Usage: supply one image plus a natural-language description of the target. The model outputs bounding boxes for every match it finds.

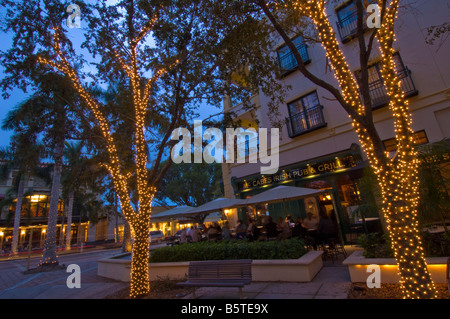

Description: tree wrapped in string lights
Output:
[37,23,165,297]
[255,0,437,298]
[0,0,274,297]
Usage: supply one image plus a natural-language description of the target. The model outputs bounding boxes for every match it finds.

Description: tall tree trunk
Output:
[65,190,74,250]
[129,218,150,298]
[40,141,64,266]
[11,174,25,255]
[59,201,65,247]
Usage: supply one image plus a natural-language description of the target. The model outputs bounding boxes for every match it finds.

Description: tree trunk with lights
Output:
[65,190,74,251]
[258,0,437,298]
[40,139,64,266]
[128,216,151,298]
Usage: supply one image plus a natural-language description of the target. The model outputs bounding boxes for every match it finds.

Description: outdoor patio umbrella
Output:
[150,205,195,221]
[185,197,247,216]
[239,185,328,206]
[229,185,330,217]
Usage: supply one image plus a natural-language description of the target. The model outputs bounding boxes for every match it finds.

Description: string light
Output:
[37,21,169,298]
[287,0,437,298]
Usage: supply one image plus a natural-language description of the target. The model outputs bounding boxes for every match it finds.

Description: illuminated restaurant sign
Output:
[236,154,357,191]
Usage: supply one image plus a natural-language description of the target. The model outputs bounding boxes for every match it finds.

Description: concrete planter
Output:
[98,250,324,283]
[343,250,449,283]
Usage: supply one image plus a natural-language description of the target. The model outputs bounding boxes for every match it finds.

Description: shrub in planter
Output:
[149,238,307,263]
[357,233,394,258]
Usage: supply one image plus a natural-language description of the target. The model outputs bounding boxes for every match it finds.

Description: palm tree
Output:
[61,141,86,250]
[0,136,43,255]
[2,72,82,267]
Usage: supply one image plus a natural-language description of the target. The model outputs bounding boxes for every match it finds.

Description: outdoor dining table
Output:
[423,226,446,234]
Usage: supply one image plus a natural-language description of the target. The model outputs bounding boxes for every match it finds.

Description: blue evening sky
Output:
[0,4,222,148]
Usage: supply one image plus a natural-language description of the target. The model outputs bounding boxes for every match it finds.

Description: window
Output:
[356,53,418,109]
[277,36,310,73]
[383,130,429,152]
[336,0,376,42]
[286,91,326,137]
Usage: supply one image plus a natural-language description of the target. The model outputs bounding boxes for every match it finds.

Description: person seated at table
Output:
[188,226,201,243]
[302,212,319,230]
[235,219,247,239]
[277,216,291,240]
[208,222,221,241]
[246,219,260,241]
[264,216,279,239]
[221,221,232,240]
[180,228,187,244]
[292,217,306,238]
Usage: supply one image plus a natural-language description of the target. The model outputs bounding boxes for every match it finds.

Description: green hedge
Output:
[149,238,307,263]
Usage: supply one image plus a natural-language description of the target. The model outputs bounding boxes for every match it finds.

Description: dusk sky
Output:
[0,5,221,149]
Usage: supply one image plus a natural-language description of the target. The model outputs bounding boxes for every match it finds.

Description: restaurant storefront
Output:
[231,144,383,244]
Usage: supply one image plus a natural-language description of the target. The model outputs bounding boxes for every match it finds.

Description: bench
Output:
[176,259,252,298]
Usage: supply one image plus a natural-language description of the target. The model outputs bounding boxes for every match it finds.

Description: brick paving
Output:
[0,246,361,299]
[0,248,128,299]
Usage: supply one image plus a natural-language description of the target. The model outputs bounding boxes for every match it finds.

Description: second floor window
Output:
[277,36,310,74]
[356,52,418,109]
[286,91,326,137]
[336,0,376,42]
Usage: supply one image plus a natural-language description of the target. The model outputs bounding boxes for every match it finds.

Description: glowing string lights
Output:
[37,20,170,298]
[286,0,437,298]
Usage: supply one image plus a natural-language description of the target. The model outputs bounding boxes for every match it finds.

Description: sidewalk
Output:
[181,255,354,300]
[0,246,360,299]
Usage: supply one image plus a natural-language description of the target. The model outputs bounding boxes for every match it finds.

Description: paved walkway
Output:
[0,246,361,299]
[182,257,353,300]
[0,249,129,299]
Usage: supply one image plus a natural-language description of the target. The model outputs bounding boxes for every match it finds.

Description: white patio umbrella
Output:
[239,185,328,206]
[150,206,195,221]
[185,197,247,216]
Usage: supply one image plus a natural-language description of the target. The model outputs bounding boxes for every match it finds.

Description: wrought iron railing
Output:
[336,11,360,42]
[286,105,327,137]
[368,67,418,109]
[278,43,310,74]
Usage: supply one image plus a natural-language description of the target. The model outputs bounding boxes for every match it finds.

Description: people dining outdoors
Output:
[277,216,291,240]
[292,217,306,238]
[235,219,247,239]
[264,216,279,239]
[207,222,222,241]
[246,219,260,241]
[302,212,319,231]
[187,225,201,242]
[221,221,232,240]
[317,209,339,245]
[180,228,187,243]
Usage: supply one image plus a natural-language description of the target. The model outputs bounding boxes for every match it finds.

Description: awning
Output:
[185,197,247,216]
[237,185,328,206]
[151,206,194,221]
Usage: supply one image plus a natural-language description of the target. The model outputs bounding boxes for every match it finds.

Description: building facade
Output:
[221,0,450,242]
[0,166,122,253]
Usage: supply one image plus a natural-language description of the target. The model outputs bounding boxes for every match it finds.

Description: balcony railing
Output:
[336,7,375,43]
[278,43,311,75]
[367,68,418,109]
[286,105,327,138]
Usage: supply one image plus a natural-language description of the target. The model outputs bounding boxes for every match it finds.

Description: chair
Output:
[321,237,347,263]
